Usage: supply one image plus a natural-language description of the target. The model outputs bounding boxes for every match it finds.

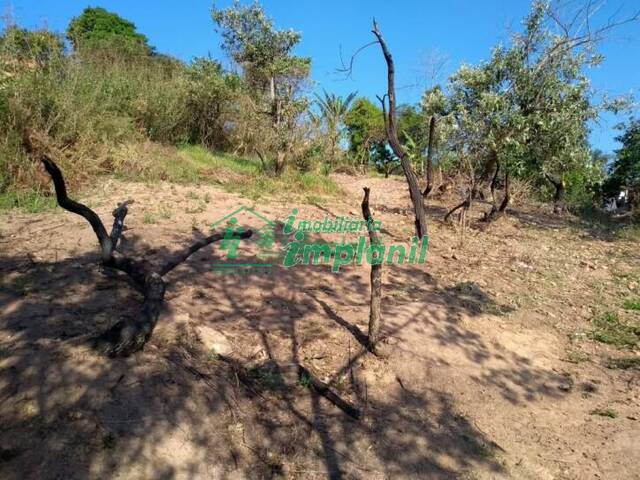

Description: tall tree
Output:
[212,1,310,175]
[344,97,394,174]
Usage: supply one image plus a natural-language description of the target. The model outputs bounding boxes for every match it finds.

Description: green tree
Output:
[67,7,152,57]
[212,1,310,174]
[439,0,621,218]
[185,57,241,149]
[312,90,356,168]
[605,120,640,208]
[397,105,427,172]
[344,97,392,173]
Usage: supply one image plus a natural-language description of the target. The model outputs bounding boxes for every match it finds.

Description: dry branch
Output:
[361,187,382,350]
[41,156,253,356]
[422,115,436,198]
[371,19,428,239]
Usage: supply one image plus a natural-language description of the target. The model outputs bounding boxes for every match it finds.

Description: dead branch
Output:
[41,156,253,356]
[298,365,361,420]
[422,115,436,197]
[361,187,382,351]
[371,19,428,239]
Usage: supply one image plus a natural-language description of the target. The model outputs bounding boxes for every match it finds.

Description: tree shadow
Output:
[0,213,573,478]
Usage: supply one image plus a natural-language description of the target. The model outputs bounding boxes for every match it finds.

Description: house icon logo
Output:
[209,206,278,274]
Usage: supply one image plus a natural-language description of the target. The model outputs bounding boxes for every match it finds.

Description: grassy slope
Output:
[0,144,340,212]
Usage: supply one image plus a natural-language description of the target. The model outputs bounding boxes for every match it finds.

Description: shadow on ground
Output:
[0,217,571,479]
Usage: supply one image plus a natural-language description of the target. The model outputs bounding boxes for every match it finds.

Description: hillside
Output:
[1,171,638,479]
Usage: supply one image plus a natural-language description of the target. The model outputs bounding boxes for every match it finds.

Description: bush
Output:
[0,30,240,196]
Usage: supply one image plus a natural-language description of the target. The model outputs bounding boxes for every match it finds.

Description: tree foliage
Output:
[605,120,640,203]
[312,90,357,166]
[344,97,395,174]
[212,1,311,174]
[67,7,152,57]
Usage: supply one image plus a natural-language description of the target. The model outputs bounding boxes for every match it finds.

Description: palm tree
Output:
[313,90,357,168]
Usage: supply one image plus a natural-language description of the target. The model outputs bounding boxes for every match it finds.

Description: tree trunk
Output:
[372,21,428,239]
[483,168,510,223]
[545,173,565,214]
[275,150,286,176]
[361,187,382,350]
[423,115,436,197]
[498,169,510,212]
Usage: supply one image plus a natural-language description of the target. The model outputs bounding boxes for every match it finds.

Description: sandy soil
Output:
[0,174,639,479]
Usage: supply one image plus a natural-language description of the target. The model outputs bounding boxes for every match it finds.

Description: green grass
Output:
[177,145,340,201]
[606,356,640,370]
[590,408,618,418]
[591,312,640,349]
[1,144,340,213]
[623,298,640,311]
[0,189,58,213]
[564,350,589,364]
[616,224,640,242]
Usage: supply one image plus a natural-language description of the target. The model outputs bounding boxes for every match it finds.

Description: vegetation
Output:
[604,119,640,209]
[590,408,619,418]
[591,312,639,349]
[0,1,638,221]
[1,3,640,477]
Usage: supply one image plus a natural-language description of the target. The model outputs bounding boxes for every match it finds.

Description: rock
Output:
[515,261,534,271]
[196,325,233,356]
[629,282,638,291]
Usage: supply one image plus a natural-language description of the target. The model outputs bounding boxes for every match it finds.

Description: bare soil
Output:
[1,174,638,479]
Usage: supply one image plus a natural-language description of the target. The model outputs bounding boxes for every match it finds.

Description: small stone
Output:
[196,325,233,356]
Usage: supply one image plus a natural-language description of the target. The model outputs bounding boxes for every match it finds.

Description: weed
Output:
[297,371,312,389]
[158,204,172,219]
[623,298,640,311]
[143,212,157,224]
[564,350,589,364]
[186,202,206,214]
[606,356,640,370]
[0,189,57,213]
[616,225,640,242]
[590,408,618,418]
[591,312,639,348]
[10,276,32,297]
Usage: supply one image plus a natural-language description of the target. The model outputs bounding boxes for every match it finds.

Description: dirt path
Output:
[1,175,638,479]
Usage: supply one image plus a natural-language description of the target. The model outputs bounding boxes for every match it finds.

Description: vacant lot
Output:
[1,173,639,479]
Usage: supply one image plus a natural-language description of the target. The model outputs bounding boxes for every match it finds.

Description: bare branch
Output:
[335,40,378,79]
[41,156,112,261]
[159,230,253,277]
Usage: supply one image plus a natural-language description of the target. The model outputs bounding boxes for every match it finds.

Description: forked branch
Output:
[42,157,253,356]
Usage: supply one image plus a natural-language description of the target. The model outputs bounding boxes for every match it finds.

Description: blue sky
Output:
[4,0,639,153]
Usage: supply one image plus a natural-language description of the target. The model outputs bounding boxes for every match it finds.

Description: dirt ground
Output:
[1,173,639,480]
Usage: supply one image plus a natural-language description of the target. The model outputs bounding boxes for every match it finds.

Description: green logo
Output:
[210,206,429,274]
[210,206,276,274]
